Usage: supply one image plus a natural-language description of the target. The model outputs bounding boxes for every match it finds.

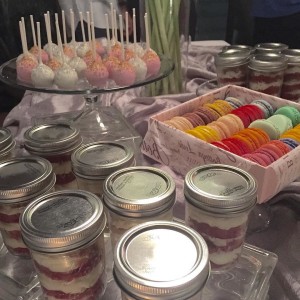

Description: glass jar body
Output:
[185,201,251,271]
[75,176,104,197]
[108,208,174,250]
[0,187,55,258]
[216,62,248,87]
[30,232,106,300]
[248,68,285,97]
[281,63,300,101]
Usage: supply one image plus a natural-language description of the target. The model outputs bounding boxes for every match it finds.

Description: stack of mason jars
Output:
[0,122,259,299]
[215,42,300,102]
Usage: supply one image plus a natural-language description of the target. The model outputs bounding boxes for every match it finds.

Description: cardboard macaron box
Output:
[142,84,300,204]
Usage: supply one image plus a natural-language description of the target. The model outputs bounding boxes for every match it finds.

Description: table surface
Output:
[2,40,300,300]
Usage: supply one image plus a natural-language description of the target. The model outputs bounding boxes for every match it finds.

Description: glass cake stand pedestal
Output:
[0,56,174,162]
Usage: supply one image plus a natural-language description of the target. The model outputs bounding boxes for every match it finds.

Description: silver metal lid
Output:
[24,123,82,155]
[114,221,210,300]
[255,42,288,54]
[215,49,250,67]
[20,190,106,252]
[282,49,300,64]
[0,156,55,203]
[184,164,257,214]
[103,166,176,217]
[249,53,288,71]
[71,142,135,179]
[0,127,15,156]
[222,44,254,53]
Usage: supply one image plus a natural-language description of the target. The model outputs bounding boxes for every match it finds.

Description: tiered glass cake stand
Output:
[0,55,174,148]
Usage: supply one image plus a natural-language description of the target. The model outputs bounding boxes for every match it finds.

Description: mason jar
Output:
[281,49,300,102]
[254,42,288,54]
[0,156,55,257]
[222,44,254,54]
[103,166,176,249]
[71,142,135,197]
[215,48,251,87]
[24,123,82,191]
[248,53,288,96]
[0,127,16,162]
[184,164,257,271]
[114,221,210,300]
[20,190,107,300]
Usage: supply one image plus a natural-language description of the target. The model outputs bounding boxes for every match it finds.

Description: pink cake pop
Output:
[31,22,54,87]
[111,14,136,86]
[16,20,38,84]
[142,13,161,76]
[29,15,49,63]
[85,21,108,87]
[90,2,105,56]
[44,14,62,72]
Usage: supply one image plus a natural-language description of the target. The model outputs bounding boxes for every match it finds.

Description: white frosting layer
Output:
[0,221,20,231]
[186,204,248,229]
[39,262,104,293]
[249,81,282,91]
[0,204,25,215]
[2,233,26,249]
[210,246,242,265]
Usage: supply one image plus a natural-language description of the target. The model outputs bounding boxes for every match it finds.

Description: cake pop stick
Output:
[91,21,97,60]
[133,9,137,46]
[114,9,118,43]
[87,12,92,49]
[76,11,90,58]
[19,21,26,55]
[110,3,115,42]
[119,14,125,61]
[44,13,53,59]
[36,22,42,64]
[62,10,67,45]
[80,12,86,43]
[30,15,37,47]
[70,9,76,47]
[144,13,150,51]
[125,11,129,46]
[21,17,29,53]
[105,13,111,53]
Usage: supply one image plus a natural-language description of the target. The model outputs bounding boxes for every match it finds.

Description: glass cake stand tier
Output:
[0,55,174,143]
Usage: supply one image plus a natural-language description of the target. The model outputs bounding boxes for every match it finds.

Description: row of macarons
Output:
[164,97,275,133]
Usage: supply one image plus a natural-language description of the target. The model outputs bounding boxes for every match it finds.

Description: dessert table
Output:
[2,40,300,300]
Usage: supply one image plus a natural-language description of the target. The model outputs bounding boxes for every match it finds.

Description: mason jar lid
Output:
[114,221,210,300]
[0,127,15,155]
[71,142,135,179]
[255,42,288,54]
[103,166,176,217]
[24,123,82,155]
[215,49,250,67]
[249,53,288,71]
[0,156,56,203]
[222,44,254,54]
[282,49,300,64]
[20,190,106,253]
[184,164,257,214]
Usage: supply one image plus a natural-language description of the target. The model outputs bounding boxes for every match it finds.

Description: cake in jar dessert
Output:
[281,49,300,101]
[184,164,257,270]
[0,156,55,257]
[0,127,16,162]
[248,53,288,97]
[23,123,82,191]
[20,190,107,300]
[215,49,250,87]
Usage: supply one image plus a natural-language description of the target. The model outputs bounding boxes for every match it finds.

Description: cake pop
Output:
[31,22,54,87]
[76,12,90,58]
[111,15,136,86]
[29,15,48,63]
[85,21,108,87]
[126,9,145,57]
[61,10,76,60]
[44,14,62,72]
[90,2,105,56]
[54,19,78,89]
[142,13,160,76]
[43,12,60,57]
[16,20,38,84]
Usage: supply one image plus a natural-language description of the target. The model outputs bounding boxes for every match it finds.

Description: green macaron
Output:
[274,106,300,127]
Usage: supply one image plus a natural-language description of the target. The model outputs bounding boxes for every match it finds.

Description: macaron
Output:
[242,153,270,167]
[252,99,275,118]
[280,138,299,149]
[268,114,293,134]
[217,114,241,136]
[249,119,281,140]
[225,96,245,108]
[274,106,300,127]
[213,100,234,114]
[231,108,252,128]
